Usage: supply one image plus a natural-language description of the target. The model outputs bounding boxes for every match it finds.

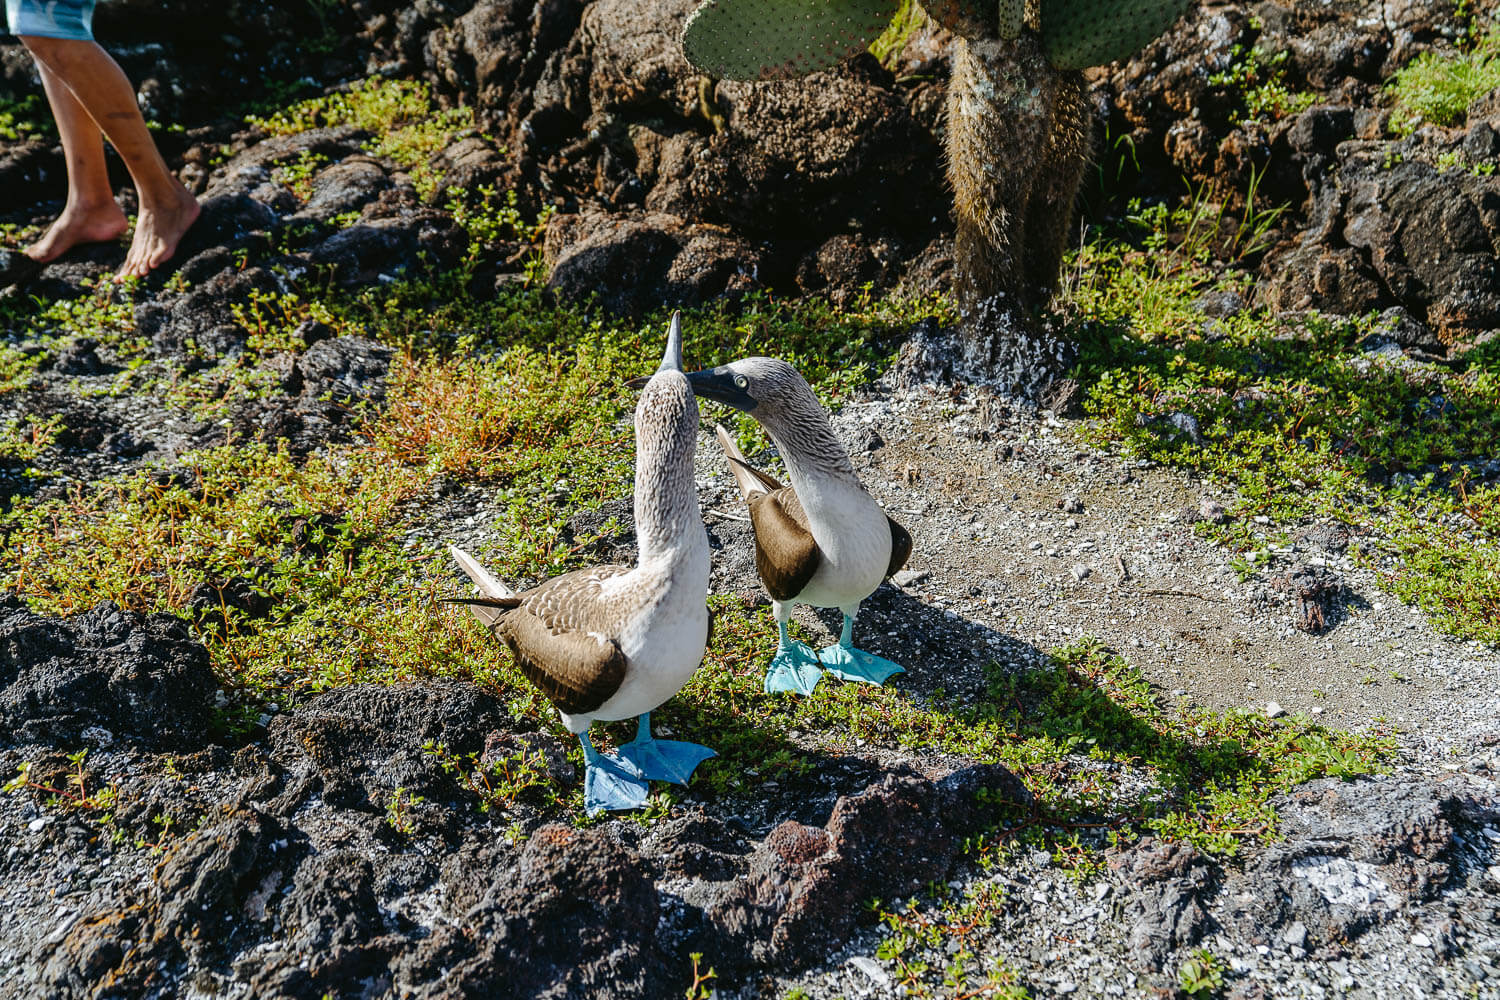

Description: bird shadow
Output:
[796,586,1258,821]
[804,583,1039,705]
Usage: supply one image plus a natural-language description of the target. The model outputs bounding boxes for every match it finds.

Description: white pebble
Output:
[848,956,889,985]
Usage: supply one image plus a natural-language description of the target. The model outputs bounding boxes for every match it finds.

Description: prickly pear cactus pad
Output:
[682,0,902,80]
[1039,0,1191,70]
[996,0,1025,38]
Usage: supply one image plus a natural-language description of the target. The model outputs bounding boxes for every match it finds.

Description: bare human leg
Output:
[20,35,199,278]
[22,57,127,263]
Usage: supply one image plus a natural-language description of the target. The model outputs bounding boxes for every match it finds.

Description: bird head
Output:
[681,356,852,474]
[680,356,819,421]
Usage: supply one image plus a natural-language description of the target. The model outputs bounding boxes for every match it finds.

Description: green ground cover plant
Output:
[872,880,1031,998]
[0,414,62,465]
[4,751,119,825]
[1208,44,1316,123]
[0,91,50,141]
[1435,148,1498,176]
[1386,24,1500,134]
[0,273,934,727]
[247,76,484,198]
[1178,948,1227,996]
[273,149,331,201]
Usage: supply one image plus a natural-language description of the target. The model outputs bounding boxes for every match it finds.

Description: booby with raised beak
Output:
[448,313,714,813]
[634,356,911,696]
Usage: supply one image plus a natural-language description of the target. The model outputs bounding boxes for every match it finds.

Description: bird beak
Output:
[624,311,684,389]
[684,367,757,413]
[658,311,684,373]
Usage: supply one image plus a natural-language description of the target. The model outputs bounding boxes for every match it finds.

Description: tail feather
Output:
[448,545,515,628]
[449,544,514,598]
[715,423,781,501]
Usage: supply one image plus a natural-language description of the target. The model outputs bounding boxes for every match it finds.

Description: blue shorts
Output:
[5,0,96,40]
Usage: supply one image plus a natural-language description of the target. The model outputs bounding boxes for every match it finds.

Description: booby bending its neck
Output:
[449,314,714,812]
[679,356,911,696]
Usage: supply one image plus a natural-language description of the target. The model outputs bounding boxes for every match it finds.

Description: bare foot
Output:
[117,185,200,279]
[25,202,129,264]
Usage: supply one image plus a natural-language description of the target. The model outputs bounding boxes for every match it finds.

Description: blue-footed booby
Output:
[448,313,714,813]
[678,357,912,696]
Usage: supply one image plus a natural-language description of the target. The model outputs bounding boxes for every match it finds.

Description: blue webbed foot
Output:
[818,643,905,685]
[619,732,717,785]
[765,639,823,696]
[582,752,648,815]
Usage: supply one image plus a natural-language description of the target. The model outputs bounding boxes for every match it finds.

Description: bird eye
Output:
[734,375,748,390]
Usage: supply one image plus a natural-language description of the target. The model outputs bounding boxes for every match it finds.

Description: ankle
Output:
[63,197,123,216]
[137,180,195,214]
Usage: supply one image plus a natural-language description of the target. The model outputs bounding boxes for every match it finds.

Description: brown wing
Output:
[747,486,821,603]
[495,566,631,716]
[886,516,913,578]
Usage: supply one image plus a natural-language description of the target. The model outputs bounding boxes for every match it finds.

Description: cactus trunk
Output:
[945,34,1091,391]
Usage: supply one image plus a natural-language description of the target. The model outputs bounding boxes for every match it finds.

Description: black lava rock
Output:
[0,594,218,749]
